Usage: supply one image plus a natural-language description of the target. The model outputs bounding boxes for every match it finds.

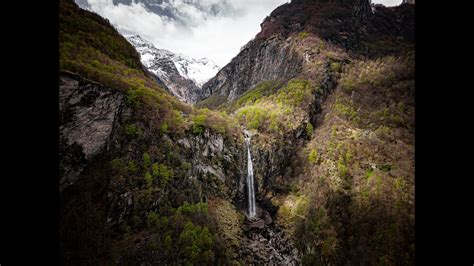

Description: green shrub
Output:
[125,124,140,138]
[299,31,310,39]
[308,149,318,164]
[147,211,159,227]
[229,80,282,110]
[127,160,137,174]
[152,163,173,186]
[144,171,154,187]
[110,158,126,175]
[161,122,170,133]
[125,88,144,107]
[394,177,405,190]
[330,62,342,73]
[179,221,215,264]
[142,152,151,169]
[192,114,206,135]
[231,79,314,134]
[337,160,348,177]
[276,79,313,107]
[319,41,325,51]
[342,79,355,93]
[164,235,173,250]
[158,109,188,135]
[306,122,314,137]
[236,105,267,129]
[334,97,358,120]
[177,201,209,216]
[345,150,353,163]
[360,188,370,199]
[364,168,374,180]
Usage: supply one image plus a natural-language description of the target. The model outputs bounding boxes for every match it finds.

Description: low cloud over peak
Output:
[76,0,402,67]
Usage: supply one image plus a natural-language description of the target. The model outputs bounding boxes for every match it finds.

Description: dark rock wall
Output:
[201,36,304,104]
[59,72,131,264]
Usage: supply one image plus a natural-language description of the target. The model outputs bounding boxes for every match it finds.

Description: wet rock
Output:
[249,219,265,229]
[262,210,273,225]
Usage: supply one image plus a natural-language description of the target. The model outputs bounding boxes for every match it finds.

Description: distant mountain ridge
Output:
[127,35,220,103]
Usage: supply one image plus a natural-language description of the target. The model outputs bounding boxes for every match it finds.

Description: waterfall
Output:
[244,130,256,218]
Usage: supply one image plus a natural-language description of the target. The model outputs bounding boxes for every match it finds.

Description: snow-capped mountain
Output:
[172,56,220,88]
[126,35,220,103]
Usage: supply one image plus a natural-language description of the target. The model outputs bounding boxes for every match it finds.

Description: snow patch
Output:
[126,35,220,88]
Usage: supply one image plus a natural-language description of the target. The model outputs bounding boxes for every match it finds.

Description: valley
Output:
[59,0,415,264]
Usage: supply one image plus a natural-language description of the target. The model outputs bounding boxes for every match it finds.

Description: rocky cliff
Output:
[199,0,413,109]
[200,36,304,106]
[59,72,130,191]
[59,71,130,263]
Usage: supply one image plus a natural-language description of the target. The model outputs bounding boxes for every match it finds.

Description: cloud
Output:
[79,0,403,66]
[80,0,288,66]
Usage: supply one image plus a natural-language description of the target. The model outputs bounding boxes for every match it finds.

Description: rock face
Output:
[59,71,131,264]
[249,219,265,229]
[201,36,304,106]
[59,71,130,191]
[175,130,245,200]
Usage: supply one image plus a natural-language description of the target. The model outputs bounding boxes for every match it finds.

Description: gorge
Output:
[60,0,415,264]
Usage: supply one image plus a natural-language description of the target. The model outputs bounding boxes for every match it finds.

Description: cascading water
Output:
[244,130,256,218]
[240,130,300,264]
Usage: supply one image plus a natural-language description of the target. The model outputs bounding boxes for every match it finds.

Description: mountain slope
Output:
[195,0,415,264]
[126,35,219,103]
[198,0,414,109]
[60,0,247,264]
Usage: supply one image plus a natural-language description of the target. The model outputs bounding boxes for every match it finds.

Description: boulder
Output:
[249,219,265,229]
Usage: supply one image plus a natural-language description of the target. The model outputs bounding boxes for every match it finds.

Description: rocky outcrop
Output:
[176,130,245,200]
[201,36,304,105]
[59,71,130,191]
[149,55,203,104]
[240,222,300,265]
[59,71,131,264]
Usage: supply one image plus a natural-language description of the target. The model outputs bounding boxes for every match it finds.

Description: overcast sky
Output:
[80,0,402,67]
